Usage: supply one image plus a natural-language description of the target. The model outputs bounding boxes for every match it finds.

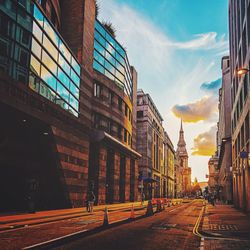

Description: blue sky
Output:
[99,0,229,182]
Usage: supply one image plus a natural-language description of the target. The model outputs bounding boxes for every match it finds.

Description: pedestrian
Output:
[87,191,95,213]
[210,194,215,206]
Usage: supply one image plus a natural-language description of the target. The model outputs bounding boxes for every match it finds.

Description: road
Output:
[53,200,203,250]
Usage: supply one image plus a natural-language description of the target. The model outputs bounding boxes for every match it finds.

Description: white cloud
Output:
[168,32,228,51]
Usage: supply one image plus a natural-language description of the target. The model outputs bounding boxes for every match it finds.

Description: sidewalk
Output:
[0,201,146,231]
[201,203,250,250]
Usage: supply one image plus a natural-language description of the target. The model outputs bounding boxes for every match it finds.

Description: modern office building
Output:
[0,0,140,212]
[176,120,191,195]
[136,89,165,199]
[229,0,250,211]
[217,56,233,204]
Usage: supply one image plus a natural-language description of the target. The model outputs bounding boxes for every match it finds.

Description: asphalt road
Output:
[53,200,204,250]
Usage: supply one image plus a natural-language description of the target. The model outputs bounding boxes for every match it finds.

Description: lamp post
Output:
[236,68,250,76]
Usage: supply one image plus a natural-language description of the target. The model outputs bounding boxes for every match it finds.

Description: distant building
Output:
[217,56,232,204]
[176,120,191,195]
[136,89,164,198]
[229,0,250,211]
[208,155,219,193]
[164,132,175,198]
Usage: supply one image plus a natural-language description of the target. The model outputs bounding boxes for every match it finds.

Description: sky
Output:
[98,0,229,182]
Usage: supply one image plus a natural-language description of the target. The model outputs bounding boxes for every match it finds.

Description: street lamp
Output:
[237,68,249,76]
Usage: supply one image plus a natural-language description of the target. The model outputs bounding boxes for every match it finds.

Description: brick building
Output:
[0,0,140,212]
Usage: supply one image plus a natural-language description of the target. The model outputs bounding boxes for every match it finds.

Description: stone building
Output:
[164,132,175,198]
[136,89,165,199]
[176,120,191,195]
[217,56,233,204]
[174,155,182,198]
[0,0,140,212]
[208,155,219,194]
[229,0,250,211]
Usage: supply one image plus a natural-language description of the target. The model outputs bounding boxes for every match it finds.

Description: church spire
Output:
[176,118,188,158]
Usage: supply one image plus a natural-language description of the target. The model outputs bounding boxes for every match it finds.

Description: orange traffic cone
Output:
[130,204,135,219]
[103,206,109,226]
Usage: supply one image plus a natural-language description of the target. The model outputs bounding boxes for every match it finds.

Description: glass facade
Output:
[93,20,133,100]
[0,0,81,117]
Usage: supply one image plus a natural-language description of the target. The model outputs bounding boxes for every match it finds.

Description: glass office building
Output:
[93,20,133,100]
[0,0,81,116]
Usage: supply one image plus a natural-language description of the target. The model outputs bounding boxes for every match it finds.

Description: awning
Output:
[92,130,142,158]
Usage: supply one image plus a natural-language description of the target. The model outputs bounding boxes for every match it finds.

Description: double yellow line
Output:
[193,203,205,238]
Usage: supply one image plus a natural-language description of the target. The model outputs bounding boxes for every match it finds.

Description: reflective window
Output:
[41,65,56,90]
[43,18,59,46]
[30,54,40,75]
[32,21,42,42]
[43,34,58,60]
[93,20,133,100]
[58,67,69,88]
[0,0,81,116]
[42,49,57,76]
[58,54,70,75]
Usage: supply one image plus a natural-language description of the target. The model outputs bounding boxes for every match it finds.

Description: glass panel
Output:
[105,51,116,66]
[94,50,105,66]
[43,35,58,61]
[105,60,115,74]
[39,81,56,102]
[42,50,57,76]
[71,56,80,75]
[94,41,105,56]
[94,31,106,47]
[95,21,105,37]
[70,69,80,87]
[69,94,79,110]
[32,20,42,42]
[70,81,79,98]
[17,4,33,31]
[58,54,70,75]
[30,54,40,75]
[115,70,124,82]
[106,42,115,57]
[18,0,34,14]
[43,18,59,46]
[93,60,104,74]
[57,81,69,102]
[59,40,71,62]
[33,4,43,24]
[55,94,68,110]
[31,37,41,58]
[105,69,114,81]
[14,45,29,67]
[29,71,39,92]
[115,52,125,66]
[57,67,69,88]
[41,65,56,90]
[16,26,31,48]
[0,0,17,20]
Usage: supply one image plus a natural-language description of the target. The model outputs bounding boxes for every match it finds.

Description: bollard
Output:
[130,204,135,219]
[103,206,109,226]
[146,200,154,216]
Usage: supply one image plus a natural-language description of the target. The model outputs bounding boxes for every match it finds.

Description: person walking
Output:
[87,191,95,213]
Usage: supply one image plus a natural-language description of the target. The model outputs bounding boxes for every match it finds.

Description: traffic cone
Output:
[146,200,154,216]
[130,204,135,219]
[103,206,109,226]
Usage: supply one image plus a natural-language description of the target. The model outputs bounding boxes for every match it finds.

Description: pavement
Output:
[200,202,250,250]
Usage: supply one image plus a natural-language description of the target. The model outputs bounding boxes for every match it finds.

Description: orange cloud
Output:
[192,125,217,156]
[172,96,218,123]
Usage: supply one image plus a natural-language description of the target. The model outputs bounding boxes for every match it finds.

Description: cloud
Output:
[172,96,218,123]
[192,125,217,156]
[200,78,222,93]
[168,32,228,51]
